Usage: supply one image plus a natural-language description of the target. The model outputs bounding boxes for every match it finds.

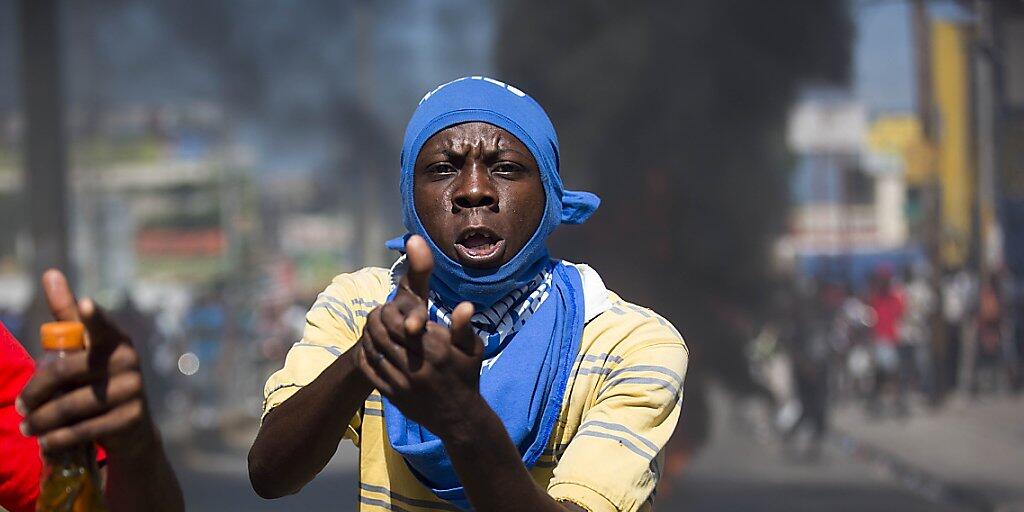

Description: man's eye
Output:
[427,163,457,176]
[492,163,521,176]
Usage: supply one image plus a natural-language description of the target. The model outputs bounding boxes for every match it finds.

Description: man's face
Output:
[413,122,545,269]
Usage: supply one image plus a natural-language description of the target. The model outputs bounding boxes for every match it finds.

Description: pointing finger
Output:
[402,235,433,301]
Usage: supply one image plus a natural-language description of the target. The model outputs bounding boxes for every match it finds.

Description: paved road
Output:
[648,388,962,512]
[833,393,1024,511]
[170,438,360,512]
[170,390,963,511]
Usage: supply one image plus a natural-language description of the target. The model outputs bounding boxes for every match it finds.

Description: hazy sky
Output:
[853,0,972,115]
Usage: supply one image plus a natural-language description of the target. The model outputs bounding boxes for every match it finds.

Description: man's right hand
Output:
[18,269,184,512]
[355,235,485,438]
[18,270,155,459]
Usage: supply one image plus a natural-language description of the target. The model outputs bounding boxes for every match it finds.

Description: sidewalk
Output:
[832,393,1024,512]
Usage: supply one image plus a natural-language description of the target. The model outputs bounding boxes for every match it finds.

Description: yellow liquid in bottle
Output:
[36,444,106,512]
[35,322,108,512]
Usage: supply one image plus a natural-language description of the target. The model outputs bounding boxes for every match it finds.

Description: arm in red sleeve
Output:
[0,322,42,512]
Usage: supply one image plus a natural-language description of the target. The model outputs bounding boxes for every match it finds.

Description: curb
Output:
[830,429,997,512]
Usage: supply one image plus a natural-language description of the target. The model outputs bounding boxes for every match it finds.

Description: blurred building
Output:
[784,2,1024,286]
[783,92,920,283]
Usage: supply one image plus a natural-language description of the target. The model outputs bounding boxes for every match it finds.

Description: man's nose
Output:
[452,163,496,210]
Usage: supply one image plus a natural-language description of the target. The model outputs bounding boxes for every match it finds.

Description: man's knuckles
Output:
[118,399,145,429]
[113,344,141,369]
[39,399,144,453]
[24,372,144,434]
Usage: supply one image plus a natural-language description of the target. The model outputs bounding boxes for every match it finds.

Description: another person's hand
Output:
[356,235,486,437]
[17,270,156,460]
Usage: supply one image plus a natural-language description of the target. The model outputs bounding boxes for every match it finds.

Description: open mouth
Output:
[455,226,505,264]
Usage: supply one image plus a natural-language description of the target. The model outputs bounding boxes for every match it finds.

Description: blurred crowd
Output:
[746,264,1024,458]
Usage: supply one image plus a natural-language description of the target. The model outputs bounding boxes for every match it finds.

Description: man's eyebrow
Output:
[495,147,530,159]
[420,148,463,161]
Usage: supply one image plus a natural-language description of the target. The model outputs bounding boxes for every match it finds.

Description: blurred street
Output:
[3,1,1024,511]
[833,394,1024,511]
[661,387,962,512]
[164,386,998,512]
[168,429,360,512]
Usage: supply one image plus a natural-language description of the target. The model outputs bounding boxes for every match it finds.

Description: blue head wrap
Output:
[382,77,596,510]
[385,76,600,308]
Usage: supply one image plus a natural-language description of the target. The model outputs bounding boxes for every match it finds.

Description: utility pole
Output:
[17,0,72,350]
[974,0,999,281]
[354,0,385,268]
[911,0,948,402]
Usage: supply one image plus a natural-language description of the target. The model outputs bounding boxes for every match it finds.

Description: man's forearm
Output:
[442,396,580,512]
[105,424,184,512]
[248,349,373,498]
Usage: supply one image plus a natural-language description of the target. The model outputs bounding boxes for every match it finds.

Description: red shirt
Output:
[0,322,42,512]
[870,290,905,346]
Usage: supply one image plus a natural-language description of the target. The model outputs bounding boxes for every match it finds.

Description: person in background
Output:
[943,267,975,391]
[973,272,1008,394]
[900,263,935,398]
[1,270,184,512]
[867,265,906,416]
[784,280,834,459]
[836,281,875,400]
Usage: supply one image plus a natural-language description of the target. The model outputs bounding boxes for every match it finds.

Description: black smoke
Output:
[495,0,851,447]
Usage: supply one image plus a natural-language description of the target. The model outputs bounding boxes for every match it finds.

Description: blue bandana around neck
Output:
[385,75,600,309]
[383,261,584,511]
[382,77,600,511]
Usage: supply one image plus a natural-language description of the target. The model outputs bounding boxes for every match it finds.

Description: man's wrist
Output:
[328,347,374,395]
[437,392,497,449]
[105,418,163,466]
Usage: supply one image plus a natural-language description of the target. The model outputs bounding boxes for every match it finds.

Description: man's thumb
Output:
[450,301,479,354]
[405,235,434,300]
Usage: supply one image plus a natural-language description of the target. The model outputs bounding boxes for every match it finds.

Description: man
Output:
[2,270,183,512]
[867,265,906,415]
[900,264,934,396]
[249,76,689,512]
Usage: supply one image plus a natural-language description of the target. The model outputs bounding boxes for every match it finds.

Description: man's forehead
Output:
[425,123,526,152]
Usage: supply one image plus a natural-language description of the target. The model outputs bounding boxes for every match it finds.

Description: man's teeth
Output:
[463,231,494,243]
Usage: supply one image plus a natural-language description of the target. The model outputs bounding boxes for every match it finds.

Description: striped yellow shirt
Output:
[263,265,688,512]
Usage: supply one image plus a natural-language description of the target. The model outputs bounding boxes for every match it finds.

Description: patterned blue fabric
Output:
[385,76,601,309]
[388,255,555,361]
[382,261,585,511]
[427,262,554,360]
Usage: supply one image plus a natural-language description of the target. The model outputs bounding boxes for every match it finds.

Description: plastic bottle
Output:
[36,321,108,512]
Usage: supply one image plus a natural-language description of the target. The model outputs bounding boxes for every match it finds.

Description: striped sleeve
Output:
[548,322,688,512]
[261,268,389,446]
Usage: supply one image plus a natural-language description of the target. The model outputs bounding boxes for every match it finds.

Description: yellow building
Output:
[932,20,975,267]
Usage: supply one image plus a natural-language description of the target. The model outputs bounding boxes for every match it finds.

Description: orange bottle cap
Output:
[40,321,86,351]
